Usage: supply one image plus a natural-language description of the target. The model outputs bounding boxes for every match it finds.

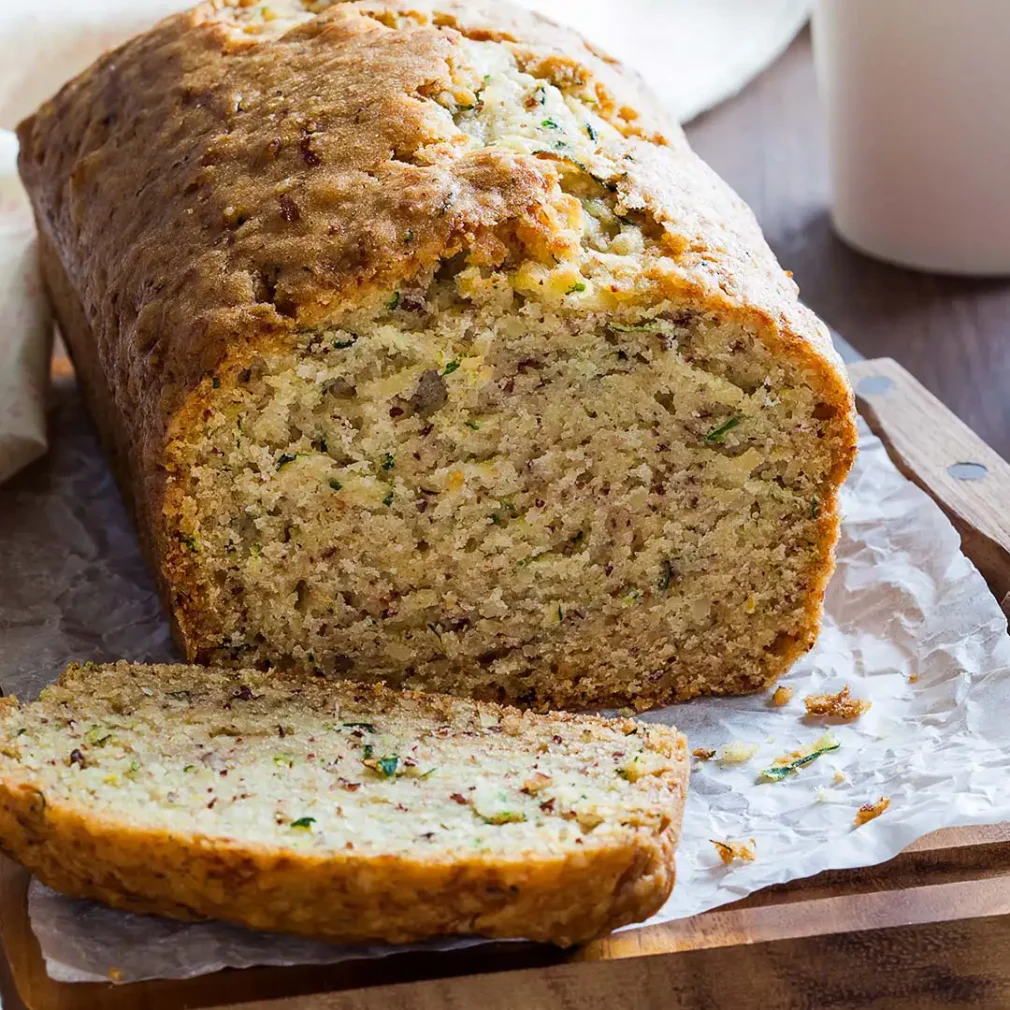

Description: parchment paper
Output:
[4,383,1009,982]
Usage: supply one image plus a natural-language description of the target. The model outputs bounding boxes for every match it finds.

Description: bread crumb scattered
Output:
[711,838,756,864]
[832,770,847,785]
[761,732,839,781]
[718,741,759,765]
[854,796,890,826]
[107,967,124,982]
[770,685,793,707]
[692,747,716,761]
[908,674,920,684]
[804,684,871,720]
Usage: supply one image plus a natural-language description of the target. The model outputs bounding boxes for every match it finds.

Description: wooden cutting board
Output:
[2,357,1009,1010]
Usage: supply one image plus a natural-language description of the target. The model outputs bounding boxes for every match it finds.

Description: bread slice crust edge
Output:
[0,664,688,946]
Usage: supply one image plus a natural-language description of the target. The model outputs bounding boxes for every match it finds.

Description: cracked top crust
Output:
[17,0,846,479]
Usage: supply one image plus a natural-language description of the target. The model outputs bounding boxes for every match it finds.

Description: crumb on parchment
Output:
[770,685,793,707]
[833,770,847,785]
[711,838,757,865]
[718,741,759,765]
[692,747,716,761]
[760,732,839,782]
[107,967,124,982]
[854,797,890,827]
[804,684,871,720]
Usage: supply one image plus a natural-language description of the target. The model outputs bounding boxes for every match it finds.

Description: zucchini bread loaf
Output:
[18,0,857,709]
[0,662,687,944]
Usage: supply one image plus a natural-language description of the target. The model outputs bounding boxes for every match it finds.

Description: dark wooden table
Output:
[687,29,1010,461]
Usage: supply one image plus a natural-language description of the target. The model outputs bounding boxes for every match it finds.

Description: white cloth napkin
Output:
[0,130,50,483]
[0,0,808,482]
[521,0,811,123]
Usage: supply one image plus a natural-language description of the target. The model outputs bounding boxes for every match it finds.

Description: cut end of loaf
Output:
[152,18,855,709]
[166,286,851,710]
[0,662,686,944]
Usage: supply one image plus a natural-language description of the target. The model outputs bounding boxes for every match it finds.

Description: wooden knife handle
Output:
[848,357,1010,615]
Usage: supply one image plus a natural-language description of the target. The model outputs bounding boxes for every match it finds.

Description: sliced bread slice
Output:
[0,662,688,946]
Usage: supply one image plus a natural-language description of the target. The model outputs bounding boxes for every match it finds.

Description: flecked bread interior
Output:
[162,10,857,708]
[0,662,688,945]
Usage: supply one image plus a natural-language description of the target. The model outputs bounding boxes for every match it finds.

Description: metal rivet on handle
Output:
[948,462,989,481]
[855,376,895,396]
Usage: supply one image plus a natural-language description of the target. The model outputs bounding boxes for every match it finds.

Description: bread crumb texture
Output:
[717,740,759,765]
[804,685,871,720]
[853,797,890,827]
[711,837,756,865]
[17,0,857,710]
[770,685,794,707]
[0,662,687,945]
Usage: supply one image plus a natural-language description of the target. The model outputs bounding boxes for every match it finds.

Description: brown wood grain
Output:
[227,915,1010,1010]
[849,358,1010,609]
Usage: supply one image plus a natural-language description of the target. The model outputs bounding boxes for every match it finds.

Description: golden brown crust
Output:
[17,0,853,465]
[36,230,194,648]
[0,664,688,945]
[853,797,890,827]
[20,0,857,696]
[0,787,676,944]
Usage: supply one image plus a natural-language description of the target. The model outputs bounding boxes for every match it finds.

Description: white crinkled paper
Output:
[8,405,1009,983]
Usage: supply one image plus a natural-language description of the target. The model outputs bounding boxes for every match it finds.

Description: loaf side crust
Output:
[0,786,677,945]
[36,231,191,648]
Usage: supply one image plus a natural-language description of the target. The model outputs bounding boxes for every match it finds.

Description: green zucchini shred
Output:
[703,416,743,444]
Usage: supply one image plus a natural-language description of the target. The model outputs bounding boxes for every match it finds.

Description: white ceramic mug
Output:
[812,0,1010,275]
